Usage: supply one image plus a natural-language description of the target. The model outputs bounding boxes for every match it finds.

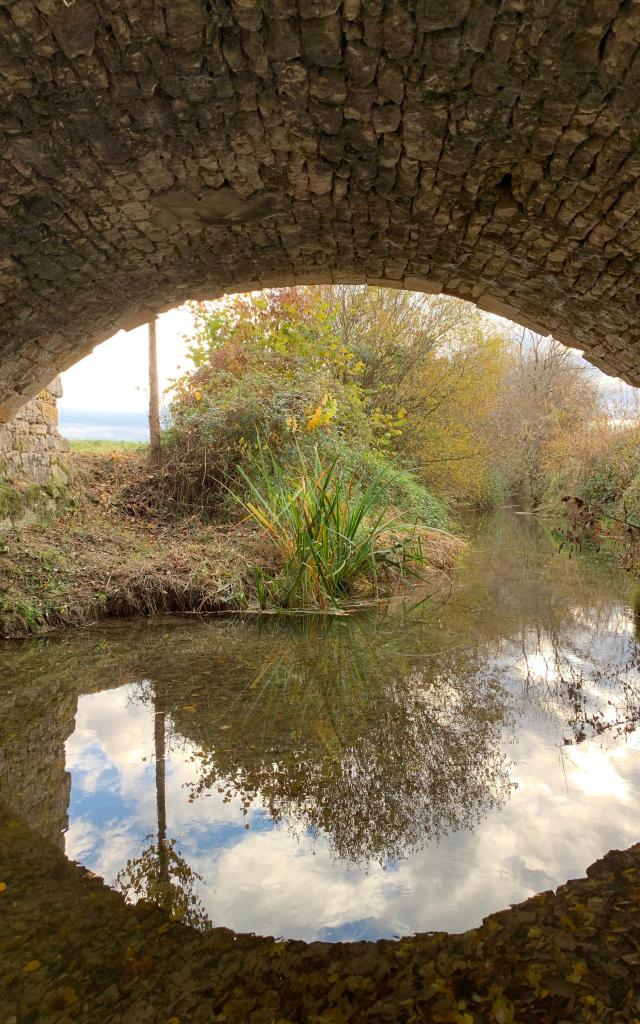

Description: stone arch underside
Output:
[3,0,640,419]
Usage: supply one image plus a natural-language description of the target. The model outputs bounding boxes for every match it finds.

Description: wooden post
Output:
[148,318,161,467]
[154,686,168,887]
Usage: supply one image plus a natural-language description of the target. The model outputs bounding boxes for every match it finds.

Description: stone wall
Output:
[0,671,74,849]
[3,2,640,419]
[0,376,68,488]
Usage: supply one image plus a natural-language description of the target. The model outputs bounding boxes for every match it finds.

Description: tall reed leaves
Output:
[235,443,426,609]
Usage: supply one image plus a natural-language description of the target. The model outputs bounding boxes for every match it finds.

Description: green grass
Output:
[69,440,147,454]
[235,443,428,610]
[0,479,23,519]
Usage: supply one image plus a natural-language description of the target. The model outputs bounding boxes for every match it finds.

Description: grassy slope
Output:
[68,440,147,454]
[0,452,460,638]
[0,453,261,637]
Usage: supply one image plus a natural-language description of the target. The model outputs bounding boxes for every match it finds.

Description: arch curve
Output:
[2,0,640,417]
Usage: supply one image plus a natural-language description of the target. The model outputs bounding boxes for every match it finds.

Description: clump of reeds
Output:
[235,443,437,609]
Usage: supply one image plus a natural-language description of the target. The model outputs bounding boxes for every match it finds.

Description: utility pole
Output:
[154,684,169,893]
[148,317,161,467]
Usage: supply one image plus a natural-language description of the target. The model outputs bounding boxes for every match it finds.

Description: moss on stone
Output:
[0,478,23,519]
[0,472,65,529]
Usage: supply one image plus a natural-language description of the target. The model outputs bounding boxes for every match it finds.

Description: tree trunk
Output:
[148,318,161,467]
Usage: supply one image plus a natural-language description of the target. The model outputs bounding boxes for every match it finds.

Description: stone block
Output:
[1,385,67,489]
[0,0,639,406]
[45,375,63,399]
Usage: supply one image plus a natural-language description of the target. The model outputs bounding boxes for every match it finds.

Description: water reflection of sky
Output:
[65,658,640,942]
[1,515,634,942]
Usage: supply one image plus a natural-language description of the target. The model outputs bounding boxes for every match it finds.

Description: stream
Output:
[1,512,639,942]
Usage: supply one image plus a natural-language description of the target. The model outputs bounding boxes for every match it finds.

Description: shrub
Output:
[152,342,446,530]
[123,290,448,547]
[153,343,363,513]
[234,443,434,609]
[548,424,640,522]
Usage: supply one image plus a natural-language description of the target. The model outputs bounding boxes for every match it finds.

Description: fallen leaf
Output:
[492,994,515,1024]
[41,987,78,1012]
[566,960,587,984]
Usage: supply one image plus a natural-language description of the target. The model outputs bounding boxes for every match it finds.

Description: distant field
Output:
[68,440,147,454]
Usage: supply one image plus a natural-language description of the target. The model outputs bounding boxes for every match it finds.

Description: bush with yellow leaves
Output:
[155,290,445,528]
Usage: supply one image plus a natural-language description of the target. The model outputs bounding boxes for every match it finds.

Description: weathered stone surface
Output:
[1,378,68,489]
[2,1,640,418]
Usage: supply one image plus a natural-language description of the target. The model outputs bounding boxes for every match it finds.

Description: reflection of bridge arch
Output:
[3,2,640,417]
[3,810,640,1021]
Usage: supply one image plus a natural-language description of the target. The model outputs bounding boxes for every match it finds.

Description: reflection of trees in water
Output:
[179,617,516,867]
[502,573,640,745]
[168,511,640,868]
[464,512,630,631]
[516,627,640,745]
[4,512,640,904]
[116,682,210,929]
[116,834,209,929]
[463,513,640,743]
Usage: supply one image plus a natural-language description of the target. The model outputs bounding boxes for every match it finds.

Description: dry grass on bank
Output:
[0,451,462,639]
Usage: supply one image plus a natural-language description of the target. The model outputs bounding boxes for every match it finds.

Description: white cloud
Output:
[61,679,640,942]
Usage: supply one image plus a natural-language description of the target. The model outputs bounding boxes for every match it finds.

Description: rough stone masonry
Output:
[3,0,640,419]
[0,375,68,485]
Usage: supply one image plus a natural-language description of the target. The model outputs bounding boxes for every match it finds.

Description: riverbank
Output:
[0,451,461,639]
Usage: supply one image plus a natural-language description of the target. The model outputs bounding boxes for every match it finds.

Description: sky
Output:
[58,298,636,441]
[58,306,197,440]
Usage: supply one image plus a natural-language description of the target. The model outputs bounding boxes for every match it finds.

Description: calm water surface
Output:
[2,513,640,941]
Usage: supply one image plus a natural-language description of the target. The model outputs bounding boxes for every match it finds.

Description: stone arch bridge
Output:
[2,0,640,419]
